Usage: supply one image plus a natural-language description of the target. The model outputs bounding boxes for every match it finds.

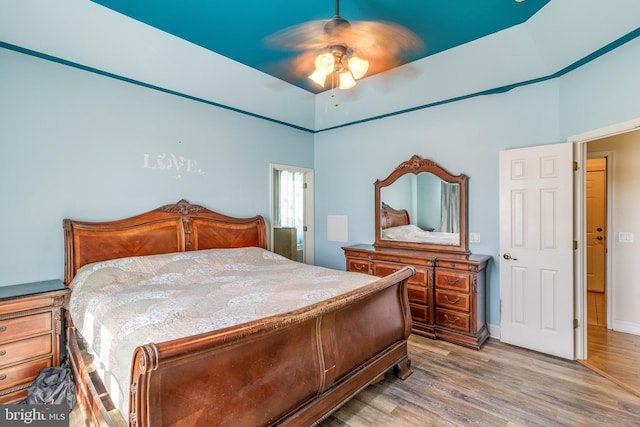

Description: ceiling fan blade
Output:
[345,21,424,59]
[264,20,332,51]
[263,2,425,88]
[266,19,423,54]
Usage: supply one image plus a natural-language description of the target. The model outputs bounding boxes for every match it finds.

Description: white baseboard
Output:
[487,323,500,339]
[610,319,640,336]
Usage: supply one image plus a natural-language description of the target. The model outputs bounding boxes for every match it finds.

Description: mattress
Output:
[68,247,378,417]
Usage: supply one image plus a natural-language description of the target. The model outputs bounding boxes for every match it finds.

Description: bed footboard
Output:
[129,266,415,427]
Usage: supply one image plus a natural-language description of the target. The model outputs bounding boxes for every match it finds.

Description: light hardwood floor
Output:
[71,335,640,426]
[580,325,640,398]
[321,335,640,426]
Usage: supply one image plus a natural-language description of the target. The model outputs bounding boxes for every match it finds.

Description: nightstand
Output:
[0,279,69,403]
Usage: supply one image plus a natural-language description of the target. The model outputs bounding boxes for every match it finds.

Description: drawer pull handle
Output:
[443,314,460,324]
[0,374,5,381]
[444,296,460,304]
[0,350,5,357]
[354,264,366,270]
[443,277,461,285]
[0,326,5,332]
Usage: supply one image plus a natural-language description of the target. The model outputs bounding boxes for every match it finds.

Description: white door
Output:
[586,158,607,294]
[499,143,574,359]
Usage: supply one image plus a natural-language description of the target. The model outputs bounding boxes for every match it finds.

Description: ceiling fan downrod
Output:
[324,0,350,37]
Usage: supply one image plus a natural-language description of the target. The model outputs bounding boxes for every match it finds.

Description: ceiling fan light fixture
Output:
[309,69,328,87]
[348,56,369,80]
[314,52,335,75]
[265,0,424,93]
[338,70,356,90]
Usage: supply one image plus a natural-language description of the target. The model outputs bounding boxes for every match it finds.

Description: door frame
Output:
[269,163,315,265]
[569,117,640,360]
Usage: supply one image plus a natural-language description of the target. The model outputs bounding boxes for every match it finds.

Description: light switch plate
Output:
[618,232,634,243]
[469,232,480,243]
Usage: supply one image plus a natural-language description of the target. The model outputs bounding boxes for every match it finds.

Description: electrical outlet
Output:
[469,232,480,243]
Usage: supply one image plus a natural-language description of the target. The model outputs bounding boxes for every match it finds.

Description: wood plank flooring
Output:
[580,325,640,398]
[321,335,640,426]
[70,334,640,426]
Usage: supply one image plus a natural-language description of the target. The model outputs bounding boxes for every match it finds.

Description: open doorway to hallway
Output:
[579,128,640,397]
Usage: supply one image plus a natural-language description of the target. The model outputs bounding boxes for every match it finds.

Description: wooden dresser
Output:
[0,280,69,403]
[344,244,490,349]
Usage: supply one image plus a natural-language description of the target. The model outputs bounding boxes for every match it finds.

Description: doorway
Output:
[572,122,640,397]
[269,164,314,264]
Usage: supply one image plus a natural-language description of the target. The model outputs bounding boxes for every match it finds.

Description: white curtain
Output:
[440,182,460,233]
[274,170,304,245]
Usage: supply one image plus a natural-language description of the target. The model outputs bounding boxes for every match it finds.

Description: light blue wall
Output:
[559,37,640,138]
[0,48,314,286]
[314,81,562,326]
[2,34,639,331]
[314,36,640,327]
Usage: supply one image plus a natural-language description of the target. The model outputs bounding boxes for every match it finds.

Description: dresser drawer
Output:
[0,334,52,367]
[372,253,434,267]
[343,248,371,259]
[437,260,476,271]
[347,259,370,274]
[435,308,471,332]
[373,263,429,286]
[435,290,470,312]
[0,357,51,391]
[0,312,52,344]
[435,271,470,292]
[409,303,428,323]
[408,284,428,304]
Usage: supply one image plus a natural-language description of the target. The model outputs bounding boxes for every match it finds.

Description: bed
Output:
[379,202,459,246]
[63,199,415,426]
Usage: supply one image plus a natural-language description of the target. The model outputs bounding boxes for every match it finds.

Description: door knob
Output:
[597,227,603,232]
[503,253,518,261]
[596,236,603,240]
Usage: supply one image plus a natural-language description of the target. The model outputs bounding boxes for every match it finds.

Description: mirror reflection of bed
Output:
[380,202,460,246]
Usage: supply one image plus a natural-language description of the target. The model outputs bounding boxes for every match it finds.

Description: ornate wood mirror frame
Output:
[374,155,469,255]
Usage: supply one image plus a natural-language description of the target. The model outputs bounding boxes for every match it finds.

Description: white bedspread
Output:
[68,247,377,418]
[381,224,459,245]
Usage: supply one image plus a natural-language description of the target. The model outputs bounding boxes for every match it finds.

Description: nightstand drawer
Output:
[0,357,51,390]
[0,312,52,344]
[0,334,52,367]
[435,290,470,312]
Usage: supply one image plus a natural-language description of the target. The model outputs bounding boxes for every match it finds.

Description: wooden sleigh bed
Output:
[63,199,415,426]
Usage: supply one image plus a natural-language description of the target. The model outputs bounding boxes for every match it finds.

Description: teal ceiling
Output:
[92,0,551,93]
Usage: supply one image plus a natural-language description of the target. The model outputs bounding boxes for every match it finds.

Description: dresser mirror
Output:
[374,154,469,255]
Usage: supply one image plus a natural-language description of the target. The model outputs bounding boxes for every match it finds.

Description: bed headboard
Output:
[63,199,267,284]
[380,202,411,230]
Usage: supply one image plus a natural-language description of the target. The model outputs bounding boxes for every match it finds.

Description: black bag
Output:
[26,361,76,411]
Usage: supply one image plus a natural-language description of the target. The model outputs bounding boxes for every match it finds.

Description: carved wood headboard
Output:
[63,199,267,284]
[380,202,411,229]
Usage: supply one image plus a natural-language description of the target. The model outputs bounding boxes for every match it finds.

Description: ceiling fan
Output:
[266,0,424,91]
